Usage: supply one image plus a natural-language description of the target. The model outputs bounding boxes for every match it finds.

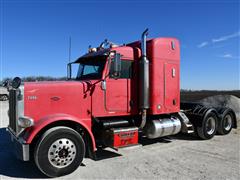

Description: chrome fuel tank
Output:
[144,117,181,139]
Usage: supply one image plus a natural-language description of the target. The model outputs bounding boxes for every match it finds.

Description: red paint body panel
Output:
[24,81,91,123]
[148,38,180,114]
[112,46,137,60]
[106,79,129,112]
[128,38,180,114]
[90,79,137,117]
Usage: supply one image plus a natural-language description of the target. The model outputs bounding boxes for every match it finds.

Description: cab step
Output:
[187,130,194,134]
[186,124,194,134]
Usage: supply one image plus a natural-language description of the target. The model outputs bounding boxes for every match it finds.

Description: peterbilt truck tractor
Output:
[5,29,237,177]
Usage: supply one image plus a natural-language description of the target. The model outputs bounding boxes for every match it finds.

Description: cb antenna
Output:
[68,36,72,63]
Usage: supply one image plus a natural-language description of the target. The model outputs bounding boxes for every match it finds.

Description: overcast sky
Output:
[0,0,239,90]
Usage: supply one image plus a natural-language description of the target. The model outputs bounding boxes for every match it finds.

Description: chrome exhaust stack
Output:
[139,29,150,128]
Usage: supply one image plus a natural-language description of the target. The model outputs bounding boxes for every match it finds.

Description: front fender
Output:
[23,113,96,151]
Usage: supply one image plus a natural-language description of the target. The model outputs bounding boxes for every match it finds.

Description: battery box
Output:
[103,127,138,149]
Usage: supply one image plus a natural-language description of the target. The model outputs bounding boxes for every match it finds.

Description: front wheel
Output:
[34,126,85,177]
[196,112,217,140]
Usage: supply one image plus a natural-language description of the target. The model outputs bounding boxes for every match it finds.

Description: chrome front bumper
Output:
[7,128,30,161]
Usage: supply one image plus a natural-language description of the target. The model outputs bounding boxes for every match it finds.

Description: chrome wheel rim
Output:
[206,117,216,135]
[223,114,232,131]
[48,138,76,168]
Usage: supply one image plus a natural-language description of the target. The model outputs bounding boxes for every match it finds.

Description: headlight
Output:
[18,116,34,128]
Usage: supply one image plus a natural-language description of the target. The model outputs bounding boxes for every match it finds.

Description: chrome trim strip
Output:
[22,144,30,161]
[16,85,24,133]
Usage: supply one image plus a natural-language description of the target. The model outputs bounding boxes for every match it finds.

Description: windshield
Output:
[76,58,106,80]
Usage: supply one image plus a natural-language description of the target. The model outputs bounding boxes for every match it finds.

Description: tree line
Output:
[1,76,67,84]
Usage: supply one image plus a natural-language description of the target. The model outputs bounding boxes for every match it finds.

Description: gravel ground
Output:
[0,101,239,180]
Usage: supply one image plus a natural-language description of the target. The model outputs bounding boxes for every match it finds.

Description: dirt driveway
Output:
[0,101,239,180]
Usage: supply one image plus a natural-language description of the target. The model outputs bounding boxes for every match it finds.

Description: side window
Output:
[110,60,133,79]
[83,65,101,76]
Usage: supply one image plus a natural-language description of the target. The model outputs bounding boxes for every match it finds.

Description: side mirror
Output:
[67,63,72,80]
[111,53,121,78]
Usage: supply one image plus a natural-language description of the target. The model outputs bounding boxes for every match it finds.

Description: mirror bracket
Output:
[101,80,106,90]
[67,63,72,80]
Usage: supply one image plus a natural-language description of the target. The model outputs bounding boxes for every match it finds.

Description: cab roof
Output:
[74,45,139,63]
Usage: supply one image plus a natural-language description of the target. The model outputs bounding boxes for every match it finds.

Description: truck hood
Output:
[24,80,93,122]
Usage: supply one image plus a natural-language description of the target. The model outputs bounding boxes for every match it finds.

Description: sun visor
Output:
[74,49,110,63]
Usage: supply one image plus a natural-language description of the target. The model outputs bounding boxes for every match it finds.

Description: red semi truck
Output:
[6,29,237,177]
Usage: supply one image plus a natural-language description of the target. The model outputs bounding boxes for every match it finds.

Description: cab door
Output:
[105,60,133,113]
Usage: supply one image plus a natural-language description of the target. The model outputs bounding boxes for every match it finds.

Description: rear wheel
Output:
[34,126,85,177]
[217,112,233,135]
[196,112,217,140]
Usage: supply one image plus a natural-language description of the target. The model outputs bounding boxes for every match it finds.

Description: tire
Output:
[217,112,233,135]
[34,126,85,177]
[196,112,217,140]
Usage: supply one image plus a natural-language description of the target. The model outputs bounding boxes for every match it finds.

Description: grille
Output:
[9,89,17,132]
